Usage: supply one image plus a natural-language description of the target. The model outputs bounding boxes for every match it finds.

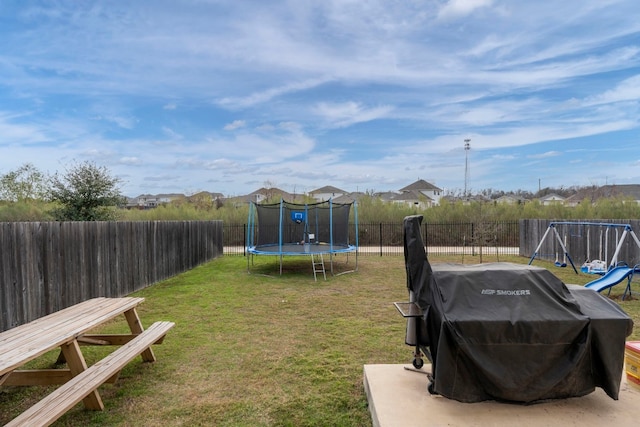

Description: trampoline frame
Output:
[246,198,359,277]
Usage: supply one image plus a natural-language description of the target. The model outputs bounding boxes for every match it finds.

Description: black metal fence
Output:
[223,221,520,256]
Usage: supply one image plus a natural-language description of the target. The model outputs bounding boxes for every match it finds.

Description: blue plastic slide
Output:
[584,265,633,298]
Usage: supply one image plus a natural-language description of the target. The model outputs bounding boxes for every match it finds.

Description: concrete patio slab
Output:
[363,364,640,427]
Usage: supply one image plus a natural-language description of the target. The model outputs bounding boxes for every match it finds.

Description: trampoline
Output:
[246,198,358,277]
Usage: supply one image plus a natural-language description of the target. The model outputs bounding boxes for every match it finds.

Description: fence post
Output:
[379,223,383,256]
[424,223,428,256]
[243,224,246,257]
[472,222,476,256]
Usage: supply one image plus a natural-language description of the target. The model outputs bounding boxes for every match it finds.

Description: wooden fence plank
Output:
[0,221,223,332]
[520,219,640,267]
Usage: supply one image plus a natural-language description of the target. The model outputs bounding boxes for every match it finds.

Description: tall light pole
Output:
[464,139,471,198]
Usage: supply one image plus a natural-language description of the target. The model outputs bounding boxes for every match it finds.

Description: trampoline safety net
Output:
[247,199,355,253]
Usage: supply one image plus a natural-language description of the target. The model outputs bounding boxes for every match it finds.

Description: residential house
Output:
[495,195,525,205]
[398,179,443,206]
[332,192,366,204]
[188,191,225,208]
[539,193,565,206]
[373,191,399,202]
[389,190,434,210]
[308,185,347,202]
[247,187,294,203]
[461,194,491,205]
[127,193,185,209]
[601,184,640,203]
[567,184,640,206]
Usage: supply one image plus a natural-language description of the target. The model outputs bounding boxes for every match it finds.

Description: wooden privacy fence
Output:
[0,221,223,332]
[520,219,640,267]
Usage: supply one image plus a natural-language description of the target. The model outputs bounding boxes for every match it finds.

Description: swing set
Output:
[528,221,640,275]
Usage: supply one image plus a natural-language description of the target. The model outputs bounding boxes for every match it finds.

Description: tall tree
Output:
[0,163,49,202]
[48,161,125,221]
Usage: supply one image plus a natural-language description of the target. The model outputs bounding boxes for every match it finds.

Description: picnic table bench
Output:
[0,297,174,427]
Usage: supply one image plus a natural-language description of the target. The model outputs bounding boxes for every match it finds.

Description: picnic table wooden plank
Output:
[5,321,175,427]
[0,298,109,343]
[0,297,145,377]
[60,338,104,410]
[124,303,156,362]
[0,297,144,346]
[0,298,139,350]
[1,297,174,425]
[1,369,73,386]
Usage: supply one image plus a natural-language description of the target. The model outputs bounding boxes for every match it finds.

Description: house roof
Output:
[539,193,565,201]
[565,184,640,203]
[598,184,640,200]
[188,191,224,199]
[465,194,491,202]
[374,191,399,202]
[390,190,433,202]
[332,192,366,203]
[248,187,292,197]
[134,193,186,200]
[309,185,347,194]
[399,179,442,192]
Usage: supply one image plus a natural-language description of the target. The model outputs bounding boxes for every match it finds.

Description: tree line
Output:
[2,162,640,223]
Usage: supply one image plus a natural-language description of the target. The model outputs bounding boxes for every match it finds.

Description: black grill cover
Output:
[403,215,633,403]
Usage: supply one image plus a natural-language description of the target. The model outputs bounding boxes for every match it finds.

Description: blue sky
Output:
[1,1,639,197]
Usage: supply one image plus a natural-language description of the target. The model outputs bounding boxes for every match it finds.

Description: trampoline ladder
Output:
[312,253,326,281]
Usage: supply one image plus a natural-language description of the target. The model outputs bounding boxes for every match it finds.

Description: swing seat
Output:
[582,260,607,275]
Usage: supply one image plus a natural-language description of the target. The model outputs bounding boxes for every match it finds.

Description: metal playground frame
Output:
[528,221,640,274]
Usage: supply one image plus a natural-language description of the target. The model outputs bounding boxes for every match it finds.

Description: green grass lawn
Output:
[1,254,638,426]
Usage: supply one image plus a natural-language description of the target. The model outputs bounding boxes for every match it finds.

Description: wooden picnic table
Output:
[0,297,174,427]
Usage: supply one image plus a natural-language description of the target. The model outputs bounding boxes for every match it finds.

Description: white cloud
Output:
[223,120,246,131]
[144,174,181,182]
[438,0,495,20]
[527,151,561,159]
[216,78,330,109]
[584,74,640,106]
[0,113,49,144]
[162,127,183,140]
[183,121,318,166]
[119,156,142,165]
[313,101,394,128]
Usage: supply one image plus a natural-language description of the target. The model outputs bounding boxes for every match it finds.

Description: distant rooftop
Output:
[399,179,442,192]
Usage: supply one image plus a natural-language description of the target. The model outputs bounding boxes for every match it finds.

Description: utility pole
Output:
[464,139,471,198]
